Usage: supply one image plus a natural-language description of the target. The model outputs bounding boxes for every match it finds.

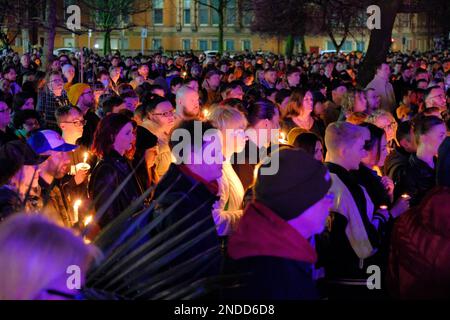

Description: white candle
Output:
[73,199,82,223]
[83,152,88,164]
[279,132,287,144]
[84,215,93,227]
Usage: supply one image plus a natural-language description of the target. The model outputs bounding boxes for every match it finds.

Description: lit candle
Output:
[401,193,411,200]
[83,152,88,164]
[202,109,210,118]
[379,205,388,210]
[84,215,93,227]
[278,131,287,144]
[73,199,82,224]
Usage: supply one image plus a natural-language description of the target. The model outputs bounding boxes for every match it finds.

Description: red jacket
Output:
[388,187,450,299]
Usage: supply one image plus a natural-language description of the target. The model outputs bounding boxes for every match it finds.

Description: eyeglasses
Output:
[61,119,86,127]
[151,110,175,117]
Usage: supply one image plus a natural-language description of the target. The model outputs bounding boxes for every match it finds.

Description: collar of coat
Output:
[228,201,317,264]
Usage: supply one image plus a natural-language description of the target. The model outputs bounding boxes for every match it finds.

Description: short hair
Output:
[3,65,16,75]
[117,83,134,96]
[325,121,369,153]
[412,115,445,144]
[220,81,242,99]
[176,85,196,104]
[208,104,247,131]
[291,132,323,158]
[120,90,138,100]
[170,76,184,89]
[102,96,124,114]
[396,120,413,142]
[12,109,41,130]
[45,71,62,84]
[219,98,247,115]
[264,67,276,74]
[96,70,109,79]
[142,95,170,115]
[286,66,300,78]
[169,120,217,162]
[12,92,34,112]
[55,106,83,124]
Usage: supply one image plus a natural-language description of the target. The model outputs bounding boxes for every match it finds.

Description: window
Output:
[225,39,235,51]
[152,38,162,50]
[211,39,219,50]
[242,39,251,51]
[110,39,120,50]
[153,0,164,25]
[184,0,191,25]
[326,40,352,51]
[226,0,236,25]
[182,39,191,50]
[211,0,219,25]
[198,39,208,51]
[94,39,104,49]
[356,41,365,52]
[199,2,209,25]
[63,38,74,47]
[242,10,252,26]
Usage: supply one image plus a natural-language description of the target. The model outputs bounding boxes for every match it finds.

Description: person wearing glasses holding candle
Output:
[36,71,70,131]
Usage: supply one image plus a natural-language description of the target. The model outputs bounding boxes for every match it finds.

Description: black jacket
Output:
[89,150,144,229]
[0,186,21,222]
[352,164,391,209]
[384,145,411,184]
[151,164,221,279]
[396,154,437,207]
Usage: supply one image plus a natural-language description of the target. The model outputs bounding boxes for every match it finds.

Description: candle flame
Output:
[83,152,88,164]
[279,131,287,144]
[401,193,410,199]
[202,109,210,118]
[379,205,388,210]
[73,199,82,209]
[84,215,93,227]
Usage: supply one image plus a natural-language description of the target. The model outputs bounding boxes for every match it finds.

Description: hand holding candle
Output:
[76,152,91,172]
[279,131,288,144]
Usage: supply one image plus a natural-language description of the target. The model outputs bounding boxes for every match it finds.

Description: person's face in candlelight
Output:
[113,122,135,156]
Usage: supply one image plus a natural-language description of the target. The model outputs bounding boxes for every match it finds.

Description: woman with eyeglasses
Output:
[208,104,248,236]
[367,109,398,154]
[0,214,100,299]
[139,94,176,179]
[89,113,144,229]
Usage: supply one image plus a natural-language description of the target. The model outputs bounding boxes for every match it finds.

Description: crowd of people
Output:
[0,47,449,300]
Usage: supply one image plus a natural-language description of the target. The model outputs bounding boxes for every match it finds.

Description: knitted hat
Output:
[68,83,91,106]
[254,148,332,221]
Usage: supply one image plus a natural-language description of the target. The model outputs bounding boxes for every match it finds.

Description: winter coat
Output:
[388,187,450,299]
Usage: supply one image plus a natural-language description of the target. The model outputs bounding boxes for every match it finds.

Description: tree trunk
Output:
[44,0,57,66]
[357,0,402,87]
[285,35,294,57]
[103,31,111,56]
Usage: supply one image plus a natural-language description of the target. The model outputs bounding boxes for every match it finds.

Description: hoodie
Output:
[226,201,319,300]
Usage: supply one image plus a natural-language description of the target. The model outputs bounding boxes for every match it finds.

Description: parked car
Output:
[53,47,78,56]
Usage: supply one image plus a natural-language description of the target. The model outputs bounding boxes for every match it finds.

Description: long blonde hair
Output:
[0,214,101,299]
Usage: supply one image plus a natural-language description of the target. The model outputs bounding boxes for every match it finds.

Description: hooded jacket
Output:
[227,201,319,300]
[388,187,450,299]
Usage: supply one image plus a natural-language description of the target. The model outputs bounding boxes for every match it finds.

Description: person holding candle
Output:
[317,122,391,299]
[89,113,144,229]
[396,115,446,207]
[27,130,78,227]
[387,137,450,299]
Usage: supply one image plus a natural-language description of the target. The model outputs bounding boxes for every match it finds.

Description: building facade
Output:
[9,1,443,55]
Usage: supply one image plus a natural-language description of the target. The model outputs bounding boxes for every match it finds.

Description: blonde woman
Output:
[0,214,100,300]
[339,89,368,121]
[367,109,398,154]
[208,105,248,236]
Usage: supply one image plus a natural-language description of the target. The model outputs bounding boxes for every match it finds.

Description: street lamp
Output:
[88,29,92,50]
